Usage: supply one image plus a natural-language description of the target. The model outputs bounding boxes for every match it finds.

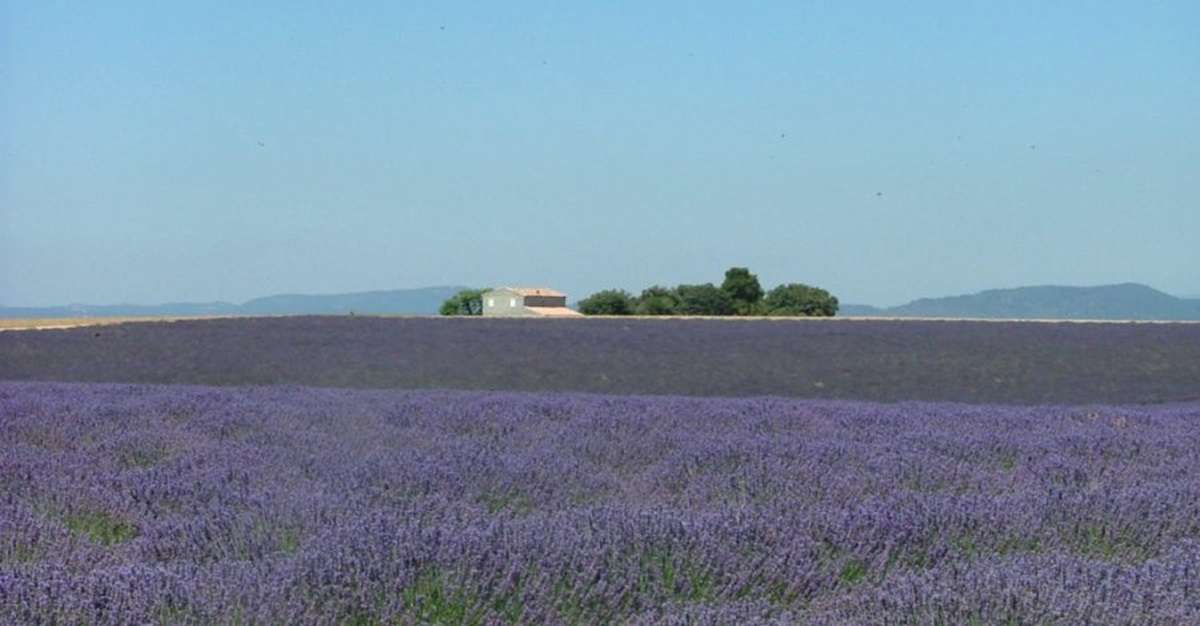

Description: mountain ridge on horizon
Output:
[5,282,1199,321]
[841,283,1200,320]
[0,286,470,319]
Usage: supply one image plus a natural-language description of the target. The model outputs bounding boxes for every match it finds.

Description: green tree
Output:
[762,283,839,317]
[577,289,635,315]
[439,288,487,315]
[675,283,736,316]
[720,267,764,315]
[634,285,681,315]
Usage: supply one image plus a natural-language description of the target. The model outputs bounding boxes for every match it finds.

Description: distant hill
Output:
[845,283,1200,320]
[237,287,469,315]
[0,286,470,319]
[839,303,885,316]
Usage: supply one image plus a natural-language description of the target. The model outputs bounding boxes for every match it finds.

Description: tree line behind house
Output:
[440,268,838,317]
[577,267,838,316]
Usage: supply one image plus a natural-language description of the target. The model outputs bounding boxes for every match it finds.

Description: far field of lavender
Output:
[2,318,1200,624]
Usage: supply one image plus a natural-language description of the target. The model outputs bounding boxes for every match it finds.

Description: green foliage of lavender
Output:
[3,382,1200,624]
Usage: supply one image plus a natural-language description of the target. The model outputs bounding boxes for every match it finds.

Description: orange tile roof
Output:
[506,287,566,297]
[525,306,583,317]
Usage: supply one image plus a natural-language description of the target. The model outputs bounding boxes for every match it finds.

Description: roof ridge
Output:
[493,286,566,297]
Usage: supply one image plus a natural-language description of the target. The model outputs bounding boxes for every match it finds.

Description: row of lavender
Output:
[3,316,1200,404]
[3,382,1199,624]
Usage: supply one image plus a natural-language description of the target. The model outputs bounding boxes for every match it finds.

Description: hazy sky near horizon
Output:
[2,2,1197,307]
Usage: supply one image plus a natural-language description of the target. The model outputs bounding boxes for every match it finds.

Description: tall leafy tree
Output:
[763,283,839,317]
[577,289,636,315]
[635,285,681,315]
[720,267,764,315]
[675,283,736,316]
[439,288,487,315]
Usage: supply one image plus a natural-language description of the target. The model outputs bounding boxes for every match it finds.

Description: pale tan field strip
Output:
[0,316,233,332]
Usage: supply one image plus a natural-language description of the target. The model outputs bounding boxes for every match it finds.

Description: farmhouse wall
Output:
[483,289,535,317]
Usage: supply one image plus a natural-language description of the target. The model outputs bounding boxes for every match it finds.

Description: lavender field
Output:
[2,317,1200,404]
[3,381,1200,624]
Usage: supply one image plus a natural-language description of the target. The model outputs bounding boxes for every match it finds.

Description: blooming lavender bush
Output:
[2,381,1199,624]
[3,316,1199,403]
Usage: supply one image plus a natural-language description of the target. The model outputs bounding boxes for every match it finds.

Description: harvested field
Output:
[0,316,225,332]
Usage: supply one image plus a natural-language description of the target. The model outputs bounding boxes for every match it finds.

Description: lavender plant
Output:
[2,316,1199,403]
[2,381,1198,624]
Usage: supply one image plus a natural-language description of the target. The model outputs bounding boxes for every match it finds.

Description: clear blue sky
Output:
[2,1,1197,307]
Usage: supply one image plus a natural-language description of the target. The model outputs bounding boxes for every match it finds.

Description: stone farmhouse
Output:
[481,287,582,317]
